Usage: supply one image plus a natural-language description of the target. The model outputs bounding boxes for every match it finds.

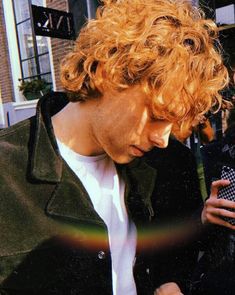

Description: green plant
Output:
[19,79,51,100]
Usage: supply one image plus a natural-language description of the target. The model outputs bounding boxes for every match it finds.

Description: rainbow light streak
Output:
[55,220,200,252]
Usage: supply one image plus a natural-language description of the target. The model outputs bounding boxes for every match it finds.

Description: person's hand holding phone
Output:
[201,176,235,230]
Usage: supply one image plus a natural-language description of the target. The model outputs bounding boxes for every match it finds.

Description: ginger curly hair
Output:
[60,0,228,139]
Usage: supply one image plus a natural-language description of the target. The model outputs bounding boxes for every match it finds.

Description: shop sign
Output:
[32,5,75,40]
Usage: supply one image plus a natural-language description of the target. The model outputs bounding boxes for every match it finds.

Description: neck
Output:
[52,101,103,156]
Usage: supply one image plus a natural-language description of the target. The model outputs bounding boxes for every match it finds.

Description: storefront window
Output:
[17,20,34,60]
[22,58,37,78]
[13,0,30,23]
[36,36,49,55]
[12,0,52,86]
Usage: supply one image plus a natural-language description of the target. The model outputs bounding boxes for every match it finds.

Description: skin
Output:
[201,66,235,229]
[52,85,173,164]
[52,84,235,294]
[201,179,235,230]
[154,282,184,295]
[52,85,180,294]
[188,114,235,230]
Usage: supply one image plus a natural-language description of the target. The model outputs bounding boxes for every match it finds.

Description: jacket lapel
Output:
[29,92,65,183]
[119,159,157,223]
[45,164,104,225]
[29,92,157,225]
[29,92,104,225]
[30,110,63,182]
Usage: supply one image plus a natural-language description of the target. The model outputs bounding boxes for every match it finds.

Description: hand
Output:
[201,179,235,230]
[154,282,183,295]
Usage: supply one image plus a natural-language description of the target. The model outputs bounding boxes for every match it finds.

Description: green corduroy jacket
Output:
[0,92,158,295]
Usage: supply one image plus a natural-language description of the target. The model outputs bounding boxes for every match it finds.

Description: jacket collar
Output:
[30,92,68,182]
[120,159,157,223]
[29,92,157,223]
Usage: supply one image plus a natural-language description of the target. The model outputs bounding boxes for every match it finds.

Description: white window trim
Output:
[0,87,5,126]
[12,99,38,109]
[2,0,25,103]
[3,0,55,102]
[42,0,56,90]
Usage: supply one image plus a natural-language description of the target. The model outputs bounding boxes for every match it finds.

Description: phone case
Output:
[218,165,235,225]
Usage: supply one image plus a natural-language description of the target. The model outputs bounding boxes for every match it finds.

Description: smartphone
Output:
[217,165,235,225]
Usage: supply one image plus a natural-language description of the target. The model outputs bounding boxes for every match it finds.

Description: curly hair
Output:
[60,0,228,139]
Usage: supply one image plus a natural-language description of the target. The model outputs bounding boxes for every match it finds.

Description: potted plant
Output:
[19,78,51,100]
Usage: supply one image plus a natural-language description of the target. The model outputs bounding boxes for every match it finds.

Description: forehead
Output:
[103,83,177,120]
[103,84,149,106]
[113,85,168,117]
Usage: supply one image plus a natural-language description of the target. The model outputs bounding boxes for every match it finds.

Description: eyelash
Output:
[150,115,165,122]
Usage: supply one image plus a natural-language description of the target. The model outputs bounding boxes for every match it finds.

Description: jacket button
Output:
[98,250,106,260]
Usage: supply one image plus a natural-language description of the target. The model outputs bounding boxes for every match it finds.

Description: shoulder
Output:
[0,118,32,141]
[0,117,34,164]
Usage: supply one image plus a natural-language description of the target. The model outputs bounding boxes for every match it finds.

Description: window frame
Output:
[12,0,52,84]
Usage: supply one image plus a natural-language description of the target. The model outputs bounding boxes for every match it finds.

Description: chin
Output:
[112,155,135,164]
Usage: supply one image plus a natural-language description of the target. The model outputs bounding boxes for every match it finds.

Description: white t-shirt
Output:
[56,139,137,295]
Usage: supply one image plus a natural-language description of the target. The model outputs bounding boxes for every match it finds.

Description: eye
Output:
[156,116,166,121]
[150,114,166,122]
[149,114,157,122]
[148,107,166,122]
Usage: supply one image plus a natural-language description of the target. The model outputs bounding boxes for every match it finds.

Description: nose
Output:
[149,122,172,148]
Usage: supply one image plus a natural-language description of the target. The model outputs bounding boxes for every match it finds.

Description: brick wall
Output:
[0,1,14,103]
[46,0,75,91]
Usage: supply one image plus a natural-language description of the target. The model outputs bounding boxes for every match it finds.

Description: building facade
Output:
[0,0,234,128]
[0,0,98,127]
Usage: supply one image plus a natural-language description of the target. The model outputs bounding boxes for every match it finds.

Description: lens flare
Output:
[55,219,199,252]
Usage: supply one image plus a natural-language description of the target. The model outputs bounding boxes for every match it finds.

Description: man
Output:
[0,0,230,294]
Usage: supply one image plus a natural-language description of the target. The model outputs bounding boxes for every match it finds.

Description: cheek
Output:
[108,122,134,149]
[133,110,149,136]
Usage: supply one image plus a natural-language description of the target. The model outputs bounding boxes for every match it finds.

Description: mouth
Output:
[130,145,148,157]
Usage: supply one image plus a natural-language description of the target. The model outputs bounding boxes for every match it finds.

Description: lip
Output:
[130,145,146,157]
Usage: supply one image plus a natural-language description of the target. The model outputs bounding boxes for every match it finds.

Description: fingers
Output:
[202,210,235,230]
[210,179,230,197]
[201,199,234,224]
[212,208,235,219]
[154,282,183,295]
[201,180,235,229]
[206,197,235,210]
